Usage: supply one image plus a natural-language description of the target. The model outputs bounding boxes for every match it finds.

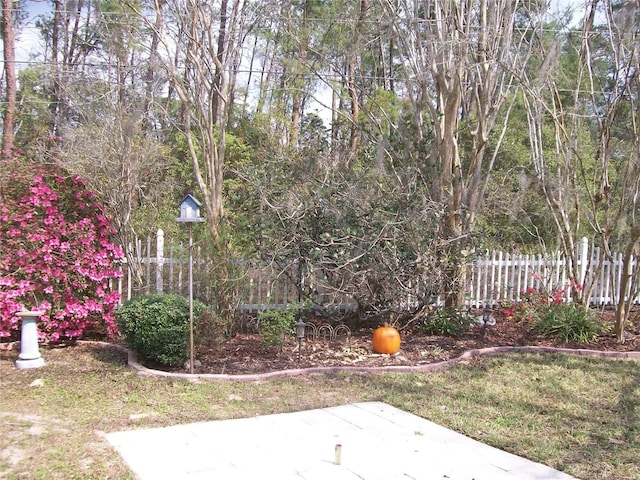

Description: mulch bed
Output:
[188,308,640,376]
[5,308,638,377]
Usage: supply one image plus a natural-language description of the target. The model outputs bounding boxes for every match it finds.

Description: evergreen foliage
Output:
[116,293,212,367]
[417,308,475,337]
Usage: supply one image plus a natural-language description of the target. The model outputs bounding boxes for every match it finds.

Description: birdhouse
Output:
[176,194,205,223]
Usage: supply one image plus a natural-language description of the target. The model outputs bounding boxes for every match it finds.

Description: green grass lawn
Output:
[1,343,639,479]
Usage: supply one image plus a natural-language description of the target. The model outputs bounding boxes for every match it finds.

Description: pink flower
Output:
[0,154,122,340]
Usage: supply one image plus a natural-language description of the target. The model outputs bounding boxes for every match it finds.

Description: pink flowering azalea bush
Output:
[0,153,123,341]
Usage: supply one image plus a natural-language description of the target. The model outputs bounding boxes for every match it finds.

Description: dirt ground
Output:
[188,308,640,375]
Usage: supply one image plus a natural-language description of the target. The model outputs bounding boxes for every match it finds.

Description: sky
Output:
[15,0,50,64]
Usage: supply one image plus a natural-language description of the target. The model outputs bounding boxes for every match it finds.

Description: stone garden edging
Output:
[85,341,640,382]
[3,340,638,381]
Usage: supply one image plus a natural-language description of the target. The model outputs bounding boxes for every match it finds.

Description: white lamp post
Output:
[176,194,205,374]
[15,310,46,369]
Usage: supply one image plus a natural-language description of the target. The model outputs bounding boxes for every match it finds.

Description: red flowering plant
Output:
[497,283,565,323]
[0,153,123,341]
[495,276,602,342]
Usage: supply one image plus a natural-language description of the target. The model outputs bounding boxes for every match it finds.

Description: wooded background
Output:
[2,0,639,338]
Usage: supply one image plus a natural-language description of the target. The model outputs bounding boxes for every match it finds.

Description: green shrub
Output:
[117,293,212,367]
[532,302,604,342]
[257,301,312,347]
[417,308,474,336]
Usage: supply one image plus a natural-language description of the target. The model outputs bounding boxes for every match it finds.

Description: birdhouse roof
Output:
[180,194,202,207]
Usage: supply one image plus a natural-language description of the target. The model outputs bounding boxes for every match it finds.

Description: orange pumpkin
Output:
[372,325,401,354]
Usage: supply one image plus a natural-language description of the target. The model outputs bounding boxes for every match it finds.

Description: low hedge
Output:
[117,293,212,367]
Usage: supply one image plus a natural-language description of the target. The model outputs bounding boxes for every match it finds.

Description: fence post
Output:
[145,236,151,293]
[625,253,634,303]
[156,228,164,293]
[578,237,589,290]
[127,242,133,301]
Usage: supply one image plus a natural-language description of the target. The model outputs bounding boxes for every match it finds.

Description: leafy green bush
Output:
[117,293,212,367]
[417,308,474,336]
[532,303,604,342]
[257,301,312,347]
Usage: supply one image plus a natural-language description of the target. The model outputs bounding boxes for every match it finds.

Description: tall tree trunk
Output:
[212,0,228,125]
[346,52,359,161]
[614,227,640,342]
[144,0,163,127]
[51,0,88,133]
[50,0,61,134]
[347,0,368,162]
[2,0,16,154]
[289,0,312,147]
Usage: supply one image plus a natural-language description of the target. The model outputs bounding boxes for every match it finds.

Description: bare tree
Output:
[380,0,534,306]
[56,110,171,252]
[151,0,251,239]
[253,156,450,322]
[522,0,640,341]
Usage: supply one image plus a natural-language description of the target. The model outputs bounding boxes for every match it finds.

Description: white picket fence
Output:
[469,238,628,307]
[112,231,639,311]
[113,230,330,312]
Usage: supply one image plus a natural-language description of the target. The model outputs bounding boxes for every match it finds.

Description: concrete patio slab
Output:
[106,401,577,480]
